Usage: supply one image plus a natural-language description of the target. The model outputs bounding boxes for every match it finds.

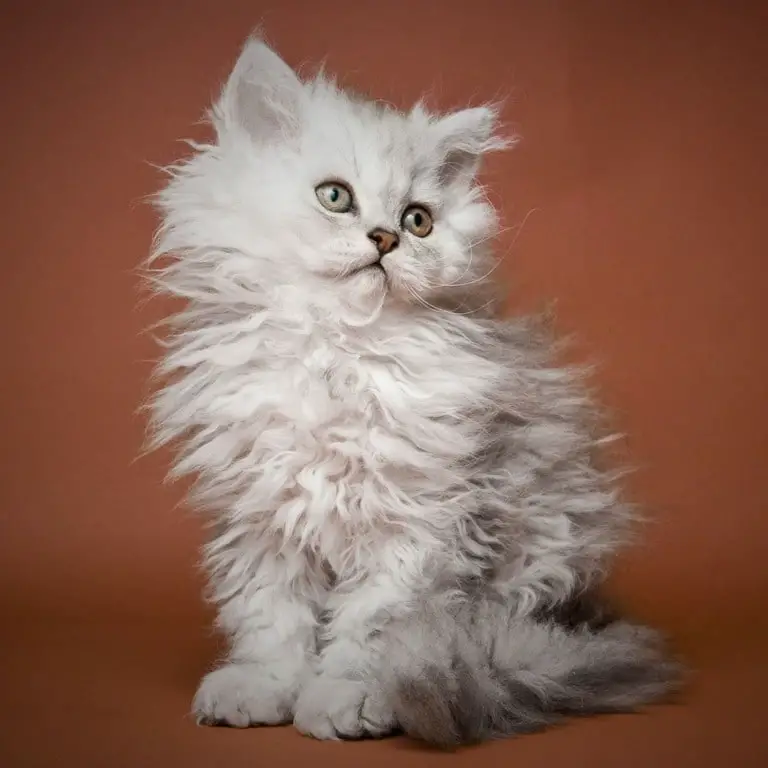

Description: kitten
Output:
[147,37,680,747]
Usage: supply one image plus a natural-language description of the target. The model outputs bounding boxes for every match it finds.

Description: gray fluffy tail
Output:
[381,596,682,748]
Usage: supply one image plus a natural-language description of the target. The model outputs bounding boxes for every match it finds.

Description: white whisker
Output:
[436,209,539,290]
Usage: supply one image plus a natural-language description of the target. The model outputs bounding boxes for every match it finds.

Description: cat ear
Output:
[217,37,303,141]
[429,106,512,187]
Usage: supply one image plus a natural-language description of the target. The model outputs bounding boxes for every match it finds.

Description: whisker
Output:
[438,209,539,289]
[406,283,493,317]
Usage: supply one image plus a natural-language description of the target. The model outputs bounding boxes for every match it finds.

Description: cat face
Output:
[157,39,510,318]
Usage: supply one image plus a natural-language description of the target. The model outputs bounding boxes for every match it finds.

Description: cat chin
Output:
[347,265,389,298]
[355,268,425,308]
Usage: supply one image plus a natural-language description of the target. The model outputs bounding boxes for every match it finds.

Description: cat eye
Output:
[315,181,354,213]
[401,205,433,238]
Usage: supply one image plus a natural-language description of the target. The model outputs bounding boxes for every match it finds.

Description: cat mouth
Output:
[353,261,389,290]
[368,263,388,282]
[352,258,386,276]
[341,254,389,288]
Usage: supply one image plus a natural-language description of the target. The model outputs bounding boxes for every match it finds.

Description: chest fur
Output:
[165,319,505,569]
[255,343,487,496]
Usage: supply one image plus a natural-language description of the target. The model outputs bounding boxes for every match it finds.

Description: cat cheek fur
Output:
[147,37,681,746]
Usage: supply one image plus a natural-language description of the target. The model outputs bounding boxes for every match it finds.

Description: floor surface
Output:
[2,621,767,768]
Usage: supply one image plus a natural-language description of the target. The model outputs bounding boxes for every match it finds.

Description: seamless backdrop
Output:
[1,2,767,767]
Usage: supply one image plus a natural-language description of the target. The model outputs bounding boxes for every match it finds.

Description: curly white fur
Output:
[146,37,678,746]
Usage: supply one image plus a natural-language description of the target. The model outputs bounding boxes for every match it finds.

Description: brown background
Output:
[1,1,767,766]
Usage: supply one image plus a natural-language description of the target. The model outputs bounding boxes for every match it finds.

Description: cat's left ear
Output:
[216,36,303,142]
[428,106,513,187]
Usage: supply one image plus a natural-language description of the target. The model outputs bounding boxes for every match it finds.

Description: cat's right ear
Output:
[216,37,303,142]
[426,106,513,188]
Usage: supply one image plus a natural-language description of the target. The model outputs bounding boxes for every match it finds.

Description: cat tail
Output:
[381,599,683,748]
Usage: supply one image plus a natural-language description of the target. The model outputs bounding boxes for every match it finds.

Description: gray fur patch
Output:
[380,598,682,748]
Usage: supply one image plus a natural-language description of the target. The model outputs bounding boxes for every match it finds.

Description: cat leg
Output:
[194,545,317,728]
[292,565,409,740]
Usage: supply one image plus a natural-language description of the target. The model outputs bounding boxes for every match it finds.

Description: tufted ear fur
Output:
[216,37,303,142]
[429,106,512,187]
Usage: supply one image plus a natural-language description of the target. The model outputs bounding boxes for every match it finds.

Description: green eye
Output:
[401,205,433,237]
[315,181,354,213]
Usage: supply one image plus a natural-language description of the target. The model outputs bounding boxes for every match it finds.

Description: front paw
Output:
[193,663,296,728]
[293,676,396,740]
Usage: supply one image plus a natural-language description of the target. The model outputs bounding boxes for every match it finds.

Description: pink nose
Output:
[367,228,399,255]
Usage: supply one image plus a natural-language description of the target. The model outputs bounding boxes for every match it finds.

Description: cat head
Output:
[154,38,512,322]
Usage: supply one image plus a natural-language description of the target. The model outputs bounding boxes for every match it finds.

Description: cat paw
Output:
[293,677,396,740]
[193,663,295,728]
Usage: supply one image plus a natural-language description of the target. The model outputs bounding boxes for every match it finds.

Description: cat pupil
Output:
[330,188,339,202]
[414,212,422,227]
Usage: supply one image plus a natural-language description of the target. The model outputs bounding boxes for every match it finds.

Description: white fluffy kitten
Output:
[148,37,679,746]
